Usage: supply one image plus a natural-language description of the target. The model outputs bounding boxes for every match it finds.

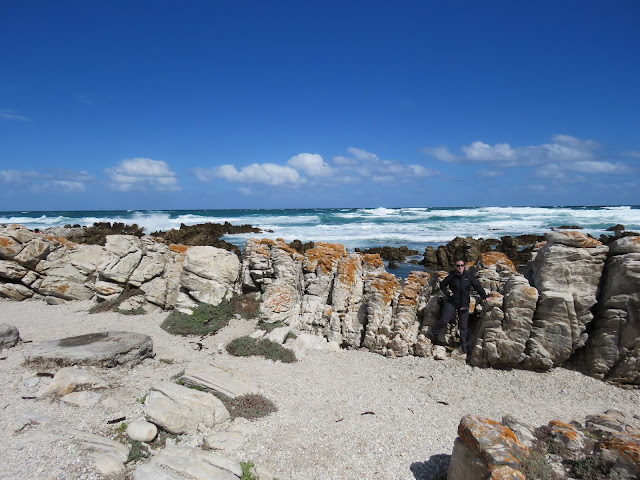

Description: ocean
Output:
[2,206,639,252]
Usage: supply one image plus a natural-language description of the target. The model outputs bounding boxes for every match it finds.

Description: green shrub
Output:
[161,294,260,336]
[226,336,297,363]
[258,321,285,332]
[520,451,557,480]
[127,441,149,463]
[567,457,610,480]
[240,462,258,480]
[221,393,278,420]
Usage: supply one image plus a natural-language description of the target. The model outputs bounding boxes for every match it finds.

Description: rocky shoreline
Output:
[1,222,639,478]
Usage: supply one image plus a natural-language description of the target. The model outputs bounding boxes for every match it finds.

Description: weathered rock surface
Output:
[27,331,153,367]
[0,323,20,348]
[36,366,109,398]
[523,231,608,370]
[144,381,230,434]
[134,444,242,480]
[447,415,529,480]
[580,235,640,384]
[127,420,158,442]
[180,363,260,399]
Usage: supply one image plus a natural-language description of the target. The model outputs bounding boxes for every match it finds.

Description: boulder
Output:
[447,415,529,480]
[388,271,431,357]
[97,235,143,284]
[144,381,230,434]
[362,272,401,355]
[27,331,153,367]
[179,246,240,307]
[36,366,109,398]
[0,323,20,348]
[523,231,607,370]
[580,236,640,384]
[0,283,33,300]
[0,259,29,280]
[180,363,260,399]
[136,444,242,480]
[470,276,538,368]
[127,420,158,442]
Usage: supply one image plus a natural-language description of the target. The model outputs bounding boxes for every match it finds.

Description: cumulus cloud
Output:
[0,168,93,192]
[332,147,439,182]
[105,158,180,191]
[287,153,333,177]
[195,163,304,186]
[423,135,632,177]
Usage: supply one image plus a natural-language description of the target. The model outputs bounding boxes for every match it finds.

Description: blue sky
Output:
[1,1,639,211]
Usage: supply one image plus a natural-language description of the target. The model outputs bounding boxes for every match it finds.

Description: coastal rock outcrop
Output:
[580,235,640,384]
[522,231,608,370]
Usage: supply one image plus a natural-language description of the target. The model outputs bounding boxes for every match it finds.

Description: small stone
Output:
[127,420,158,442]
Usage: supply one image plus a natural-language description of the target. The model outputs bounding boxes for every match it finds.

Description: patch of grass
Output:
[139,394,147,404]
[520,451,557,480]
[226,336,297,363]
[116,306,146,315]
[240,462,258,480]
[161,293,259,336]
[258,321,285,333]
[126,440,149,463]
[220,393,278,420]
[286,331,297,341]
[170,369,185,382]
[115,422,128,433]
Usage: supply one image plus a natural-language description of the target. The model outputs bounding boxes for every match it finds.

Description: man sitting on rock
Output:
[426,259,487,354]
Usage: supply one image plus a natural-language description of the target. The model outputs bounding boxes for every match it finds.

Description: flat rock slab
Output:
[181,363,260,399]
[27,331,153,367]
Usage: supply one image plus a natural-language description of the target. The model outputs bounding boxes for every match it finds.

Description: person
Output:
[426,259,488,353]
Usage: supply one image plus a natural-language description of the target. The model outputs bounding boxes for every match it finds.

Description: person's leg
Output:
[458,309,470,352]
[429,302,456,338]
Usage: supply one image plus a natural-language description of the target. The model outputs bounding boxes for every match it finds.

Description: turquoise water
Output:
[1,205,638,252]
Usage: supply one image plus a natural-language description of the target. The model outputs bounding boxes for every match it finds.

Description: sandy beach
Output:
[1,298,639,480]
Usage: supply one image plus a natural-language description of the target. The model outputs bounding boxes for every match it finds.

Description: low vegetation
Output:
[161,294,260,336]
[219,393,278,420]
[226,336,297,363]
[519,424,612,480]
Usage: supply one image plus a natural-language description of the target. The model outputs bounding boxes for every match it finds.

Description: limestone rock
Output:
[0,323,20,348]
[447,415,528,480]
[0,282,34,300]
[144,381,230,434]
[180,363,260,399]
[388,271,431,357]
[27,331,153,368]
[432,345,447,360]
[362,272,400,355]
[61,391,103,407]
[203,431,244,451]
[330,254,367,347]
[471,276,538,368]
[36,366,109,398]
[523,232,607,370]
[145,444,242,480]
[265,326,291,344]
[97,235,143,284]
[127,420,158,442]
[580,235,640,384]
[69,428,129,476]
[179,246,240,306]
[0,259,29,280]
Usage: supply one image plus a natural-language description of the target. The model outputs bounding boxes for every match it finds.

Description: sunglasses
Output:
[456,264,465,267]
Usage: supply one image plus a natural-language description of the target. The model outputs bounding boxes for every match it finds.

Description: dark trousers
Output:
[431,302,469,349]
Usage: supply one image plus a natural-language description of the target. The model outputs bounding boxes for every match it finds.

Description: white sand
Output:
[1,298,638,480]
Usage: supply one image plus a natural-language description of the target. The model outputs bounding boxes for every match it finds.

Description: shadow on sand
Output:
[410,453,451,479]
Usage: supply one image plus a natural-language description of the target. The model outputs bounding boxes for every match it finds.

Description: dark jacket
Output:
[439,270,487,309]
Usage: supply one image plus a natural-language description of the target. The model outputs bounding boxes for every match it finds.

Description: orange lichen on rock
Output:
[478,252,516,272]
[362,253,384,269]
[558,230,603,248]
[489,466,526,480]
[169,244,189,254]
[549,420,580,442]
[457,415,528,471]
[371,272,400,305]
[337,255,361,286]
[398,272,429,308]
[601,431,640,466]
[304,242,346,274]
[262,285,295,313]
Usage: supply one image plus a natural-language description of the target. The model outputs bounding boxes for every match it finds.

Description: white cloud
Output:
[331,156,359,167]
[0,168,93,192]
[0,111,31,122]
[336,147,439,182]
[287,153,333,177]
[347,147,379,162]
[421,146,457,162]
[526,184,547,192]
[213,163,304,186]
[423,135,634,177]
[105,158,180,192]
